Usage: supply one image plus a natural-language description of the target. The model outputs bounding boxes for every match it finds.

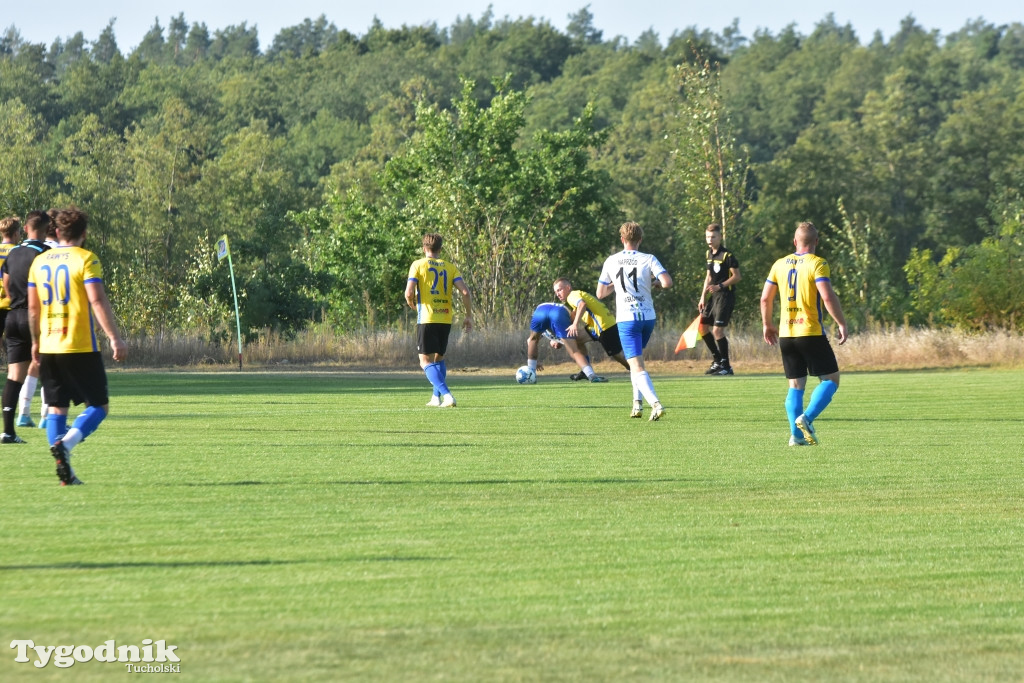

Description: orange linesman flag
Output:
[674,315,706,353]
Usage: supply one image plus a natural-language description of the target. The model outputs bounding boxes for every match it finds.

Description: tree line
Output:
[1,9,1021,342]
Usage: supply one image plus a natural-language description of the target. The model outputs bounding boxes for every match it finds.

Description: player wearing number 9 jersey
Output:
[596,222,672,421]
[760,221,848,447]
[28,208,126,485]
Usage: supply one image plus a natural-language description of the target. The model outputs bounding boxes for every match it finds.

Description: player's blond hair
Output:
[0,216,21,240]
[795,221,818,247]
[619,221,643,244]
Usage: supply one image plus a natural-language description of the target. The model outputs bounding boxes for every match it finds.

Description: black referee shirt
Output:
[1,240,51,309]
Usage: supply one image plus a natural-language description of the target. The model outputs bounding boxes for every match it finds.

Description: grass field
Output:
[1,368,1021,681]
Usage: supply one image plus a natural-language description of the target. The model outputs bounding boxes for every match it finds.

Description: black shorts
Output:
[4,308,32,364]
[779,335,839,380]
[416,323,452,357]
[596,325,623,357]
[700,290,735,327]
[39,352,110,408]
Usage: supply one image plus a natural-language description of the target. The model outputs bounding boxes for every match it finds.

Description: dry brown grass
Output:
[119,324,1024,374]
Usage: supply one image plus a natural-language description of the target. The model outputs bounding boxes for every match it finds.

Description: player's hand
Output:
[110,337,127,362]
[549,340,563,350]
[462,317,472,332]
[697,300,705,312]
[763,325,779,346]
[836,324,848,345]
[566,324,578,338]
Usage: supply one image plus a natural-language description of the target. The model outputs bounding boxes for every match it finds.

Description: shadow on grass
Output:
[168,477,687,487]
[0,556,449,571]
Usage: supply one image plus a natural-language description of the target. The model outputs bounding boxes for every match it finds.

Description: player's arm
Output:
[816,279,848,345]
[85,281,126,362]
[595,281,613,299]
[404,279,418,311]
[760,280,779,346]
[655,271,673,289]
[540,330,563,350]
[455,279,472,332]
[718,266,741,291]
[567,299,588,338]
[699,271,712,309]
[28,284,40,363]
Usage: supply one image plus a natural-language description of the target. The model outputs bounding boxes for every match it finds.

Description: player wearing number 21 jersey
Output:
[596,222,672,421]
[404,232,472,408]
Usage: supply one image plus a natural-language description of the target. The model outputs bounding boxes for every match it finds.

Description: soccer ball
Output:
[515,366,537,384]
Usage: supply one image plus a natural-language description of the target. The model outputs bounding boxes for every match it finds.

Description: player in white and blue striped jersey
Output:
[596,222,673,420]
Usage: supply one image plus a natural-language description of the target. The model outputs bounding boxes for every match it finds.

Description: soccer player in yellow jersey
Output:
[552,278,629,381]
[28,208,126,485]
[760,221,848,446]
[404,233,472,407]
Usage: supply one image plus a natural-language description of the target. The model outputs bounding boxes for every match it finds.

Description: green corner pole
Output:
[217,235,243,370]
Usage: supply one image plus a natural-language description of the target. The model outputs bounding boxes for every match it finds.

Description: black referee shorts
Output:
[4,308,33,364]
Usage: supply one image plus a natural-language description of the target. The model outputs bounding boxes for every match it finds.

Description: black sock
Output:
[701,333,721,362]
[2,379,23,436]
[718,337,730,366]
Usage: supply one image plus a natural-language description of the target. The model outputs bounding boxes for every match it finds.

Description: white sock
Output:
[40,387,48,421]
[632,370,659,406]
[527,359,538,371]
[18,376,38,416]
[582,365,595,379]
[62,427,84,451]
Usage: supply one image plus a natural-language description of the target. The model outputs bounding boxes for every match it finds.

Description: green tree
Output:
[55,114,132,260]
[665,51,751,317]
[303,77,617,328]
[904,191,1024,330]
[670,52,749,241]
[824,198,902,325]
[0,98,53,215]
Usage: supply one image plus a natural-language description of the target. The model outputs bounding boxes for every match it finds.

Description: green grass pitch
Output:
[1,368,1021,681]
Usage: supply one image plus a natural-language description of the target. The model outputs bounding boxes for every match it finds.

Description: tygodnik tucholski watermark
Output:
[10,639,180,672]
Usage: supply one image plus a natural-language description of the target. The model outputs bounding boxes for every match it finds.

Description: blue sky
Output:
[4,0,1019,51]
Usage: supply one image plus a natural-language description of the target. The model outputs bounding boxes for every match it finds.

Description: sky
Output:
[3,0,1020,51]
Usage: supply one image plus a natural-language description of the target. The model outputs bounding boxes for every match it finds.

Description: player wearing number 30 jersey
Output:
[28,208,126,485]
[31,246,105,353]
[596,222,672,421]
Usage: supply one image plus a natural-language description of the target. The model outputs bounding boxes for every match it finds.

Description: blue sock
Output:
[424,363,450,396]
[72,405,107,439]
[47,413,68,446]
[437,360,447,396]
[805,380,838,421]
[786,388,805,437]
